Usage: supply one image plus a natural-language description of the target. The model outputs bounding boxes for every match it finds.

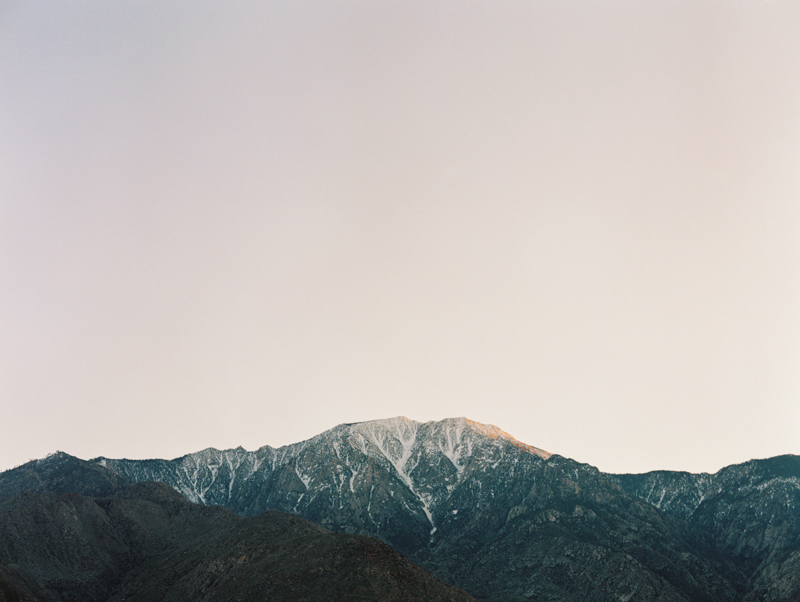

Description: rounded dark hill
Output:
[0,489,129,602]
[0,483,477,602]
[96,481,243,565]
[117,509,476,602]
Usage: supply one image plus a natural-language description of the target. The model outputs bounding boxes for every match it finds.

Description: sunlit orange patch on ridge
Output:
[465,418,551,460]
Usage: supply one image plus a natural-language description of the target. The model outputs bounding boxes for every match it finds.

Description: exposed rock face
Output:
[415,455,737,602]
[611,470,714,521]
[94,417,552,554]
[86,417,740,601]
[0,482,477,602]
[613,455,800,602]
[2,417,797,602]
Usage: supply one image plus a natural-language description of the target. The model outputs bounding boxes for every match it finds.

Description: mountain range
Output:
[1,416,798,601]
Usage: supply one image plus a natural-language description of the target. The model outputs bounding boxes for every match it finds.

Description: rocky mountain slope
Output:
[613,455,800,602]
[2,417,798,601]
[0,450,133,498]
[0,481,476,602]
[94,417,550,551]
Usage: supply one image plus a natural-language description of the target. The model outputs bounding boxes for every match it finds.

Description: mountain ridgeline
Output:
[1,417,798,602]
[98,417,553,553]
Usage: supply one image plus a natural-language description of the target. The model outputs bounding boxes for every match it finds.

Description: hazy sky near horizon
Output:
[2,1,799,475]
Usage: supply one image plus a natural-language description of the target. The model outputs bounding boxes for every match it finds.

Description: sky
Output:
[1,1,799,475]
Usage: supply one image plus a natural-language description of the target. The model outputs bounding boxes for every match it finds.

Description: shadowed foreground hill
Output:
[0,482,476,602]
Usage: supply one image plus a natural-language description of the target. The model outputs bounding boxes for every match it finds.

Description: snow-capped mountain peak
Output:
[91,416,551,541]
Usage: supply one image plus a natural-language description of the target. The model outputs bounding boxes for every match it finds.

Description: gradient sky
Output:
[1,1,799,475]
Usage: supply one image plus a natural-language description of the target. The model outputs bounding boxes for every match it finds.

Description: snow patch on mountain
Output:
[91,416,552,537]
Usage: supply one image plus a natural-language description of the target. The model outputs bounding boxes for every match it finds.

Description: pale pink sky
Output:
[1,1,799,474]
